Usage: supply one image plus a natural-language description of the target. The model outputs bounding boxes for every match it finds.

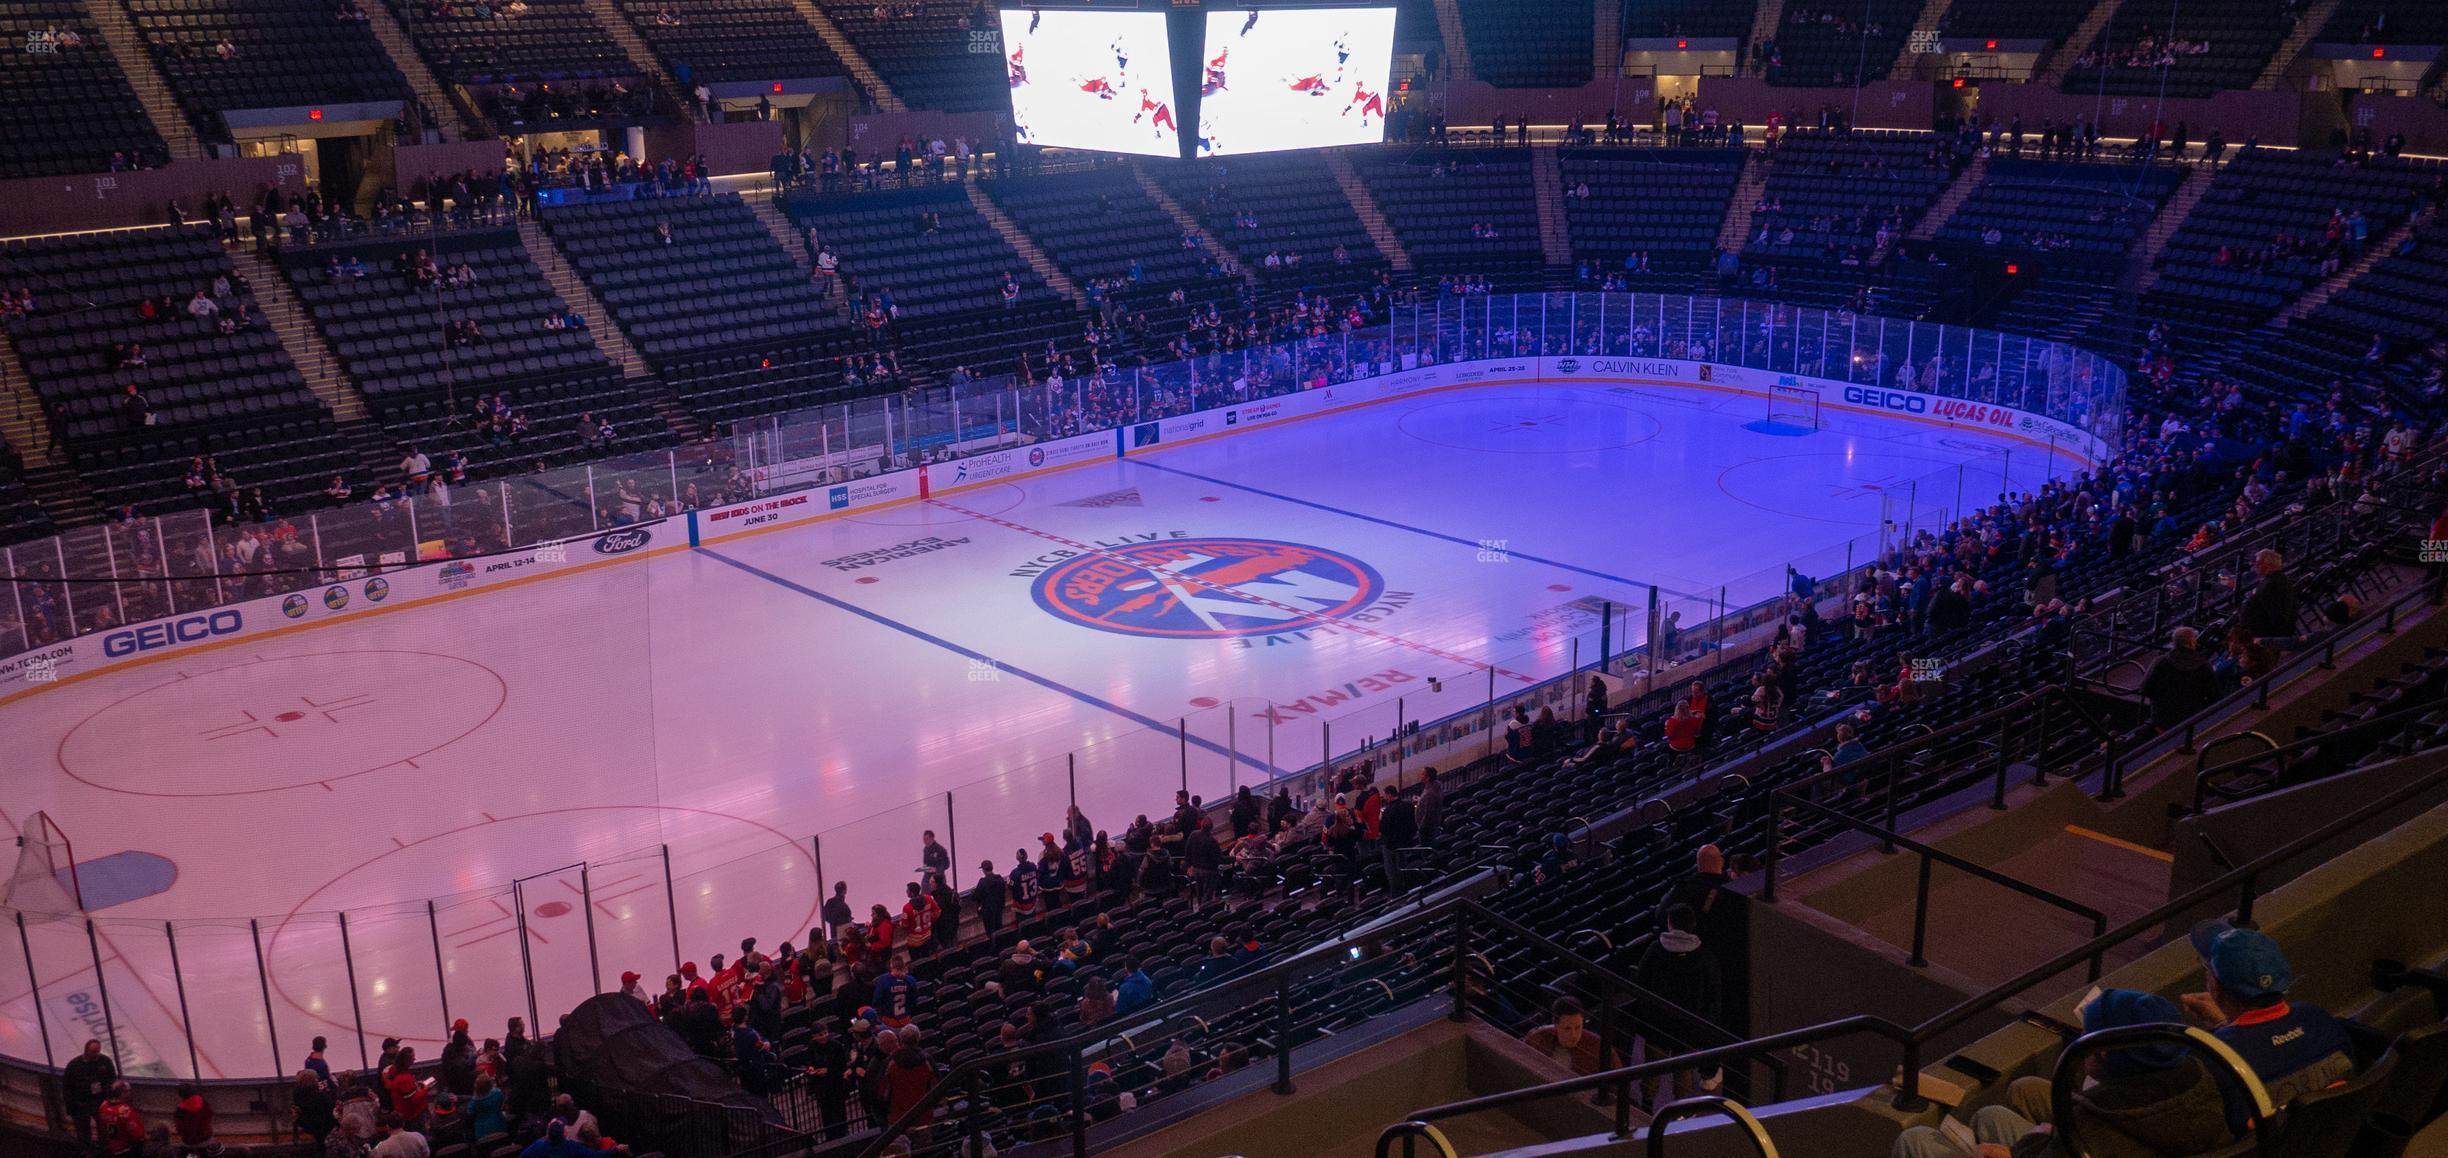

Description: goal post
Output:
[1767,383,1822,431]
[3,810,82,922]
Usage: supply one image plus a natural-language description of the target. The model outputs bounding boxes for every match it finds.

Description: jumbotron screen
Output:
[1000,8,1181,158]
[1195,7,1397,156]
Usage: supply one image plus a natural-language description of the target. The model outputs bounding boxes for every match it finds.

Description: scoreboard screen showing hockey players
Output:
[999,8,1181,158]
[1194,7,1396,156]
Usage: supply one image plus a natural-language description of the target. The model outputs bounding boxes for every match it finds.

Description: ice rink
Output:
[0,379,2073,1076]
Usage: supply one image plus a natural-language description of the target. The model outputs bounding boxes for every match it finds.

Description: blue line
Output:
[1130,460,1706,602]
[696,548,1287,779]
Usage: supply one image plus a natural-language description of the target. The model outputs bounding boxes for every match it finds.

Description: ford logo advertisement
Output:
[593,529,652,555]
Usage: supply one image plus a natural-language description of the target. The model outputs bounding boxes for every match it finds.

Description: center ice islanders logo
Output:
[1031,537,1384,639]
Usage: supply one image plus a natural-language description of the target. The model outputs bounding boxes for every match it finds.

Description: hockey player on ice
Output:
[1134,90,1175,137]
[1344,81,1384,127]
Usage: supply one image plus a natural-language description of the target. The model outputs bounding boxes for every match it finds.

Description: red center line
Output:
[927,499,1538,685]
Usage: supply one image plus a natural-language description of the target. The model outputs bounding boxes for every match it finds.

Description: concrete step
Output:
[0,330,63,469]
[1716,150,1771,252]
[516,218,651,382]
[2134,164,2214,293]
[1325,151,1412,273]
[1908,150,1989,243]
[784,0,908,113]
[965,184,1087,308]
[81,0,203,159]
[2031,0,2124,87]
[227,247,370,426]
[1430,0,1473,80]
[2257,0,2346,90]
[357,0,481,139]
[576,0,696,120]
[1131,161,1256,288]
[1528,146,1574,268]
[22,461,99,529]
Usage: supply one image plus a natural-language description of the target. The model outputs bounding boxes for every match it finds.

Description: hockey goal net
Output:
[1767,383,1822,430]
[3,811,82,923]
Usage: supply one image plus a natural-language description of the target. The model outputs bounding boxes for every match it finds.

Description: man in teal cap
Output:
[2180,919,2356,1132]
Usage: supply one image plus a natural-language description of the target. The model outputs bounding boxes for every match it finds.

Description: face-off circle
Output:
[57,651,507,796]
[1030,537,1385,640]
[1716,451,1968,526]
[264,804,821,1045]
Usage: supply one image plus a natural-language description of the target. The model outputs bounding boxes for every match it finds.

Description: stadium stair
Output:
[0,335,58,467]
[744,194,822,283]
[575,0,693,119]
[2256,0,2347,89]
[517,217,648,382]
[2271,214,2420,327]
[786,0,906,113]
[79,0,200,160]
[1891,0,1956,78]
[1430,0,1474,81]
[1326,150,1413,273]
[1747,0,1789,75]
[227,246,399,486]
[1906,149,1987,244]
[1591,0,1621,84]
[1773,624,2433,999]
[963,182,1087,307]
[0,341,96,527]
[2132,164,2213,294]
[1714,149,1772,254]
[19,460,98,530]
[1132,161,1256,290]
[1529,146,1575,272]
[356,0,482,140]
[512,217,700,440]
[2030,0,2124,86]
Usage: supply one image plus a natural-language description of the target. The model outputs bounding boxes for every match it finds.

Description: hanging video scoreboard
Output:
[997,1,1396,158]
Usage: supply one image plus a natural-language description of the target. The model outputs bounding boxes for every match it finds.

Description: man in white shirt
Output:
[399,445,432,493]
[371,1114,429,1158]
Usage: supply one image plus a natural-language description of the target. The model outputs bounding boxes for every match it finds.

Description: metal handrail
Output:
[1761,682,2126,889]
[846,896,1772,1158]
[1911,739,2448,1062]
[1383,721,2448,1136]
[1376,1014,1916,1126]
[2192,694,2448,812]
[1644,1096,1776,1157]
[1374,1120,1460,1158]
[2190,731,2284,808]
[2048,1024,2275,1157]
[1767,791,2111,978]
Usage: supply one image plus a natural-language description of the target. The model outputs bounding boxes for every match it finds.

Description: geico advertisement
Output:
[0,524,661,692]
